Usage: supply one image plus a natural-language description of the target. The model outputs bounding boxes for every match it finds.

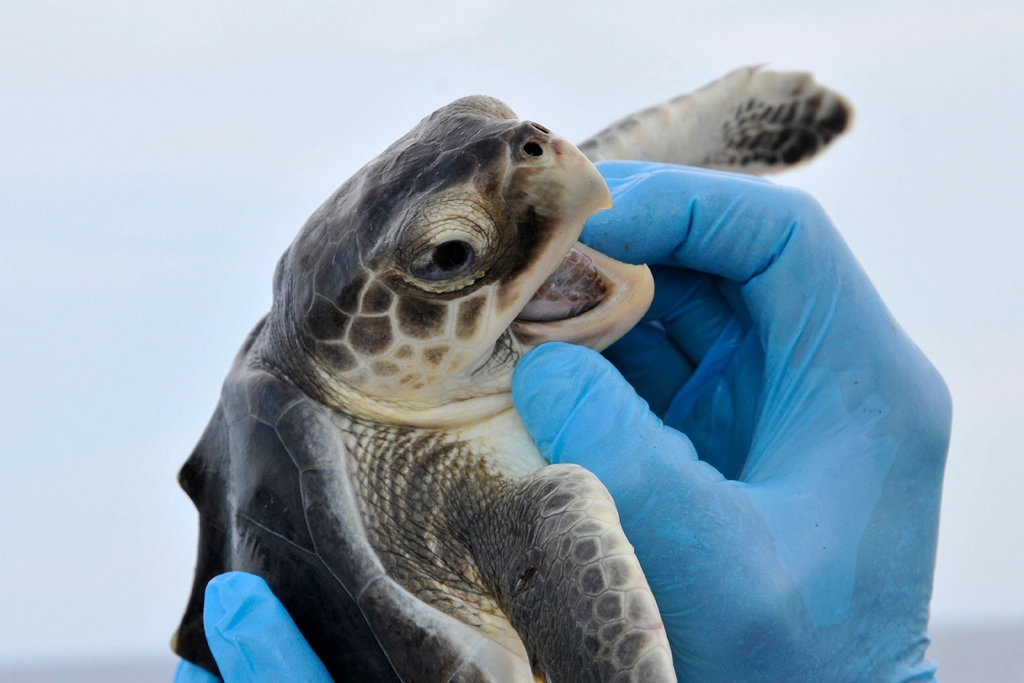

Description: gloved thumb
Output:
[203,572,332,683]
[512,343,723,510]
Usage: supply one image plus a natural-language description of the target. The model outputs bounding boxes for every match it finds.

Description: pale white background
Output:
[1,0,1021,668]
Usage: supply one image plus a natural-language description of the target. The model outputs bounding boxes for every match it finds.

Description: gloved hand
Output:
[511,161,951,682]
[174,162,951,683]
[173,572,331,683]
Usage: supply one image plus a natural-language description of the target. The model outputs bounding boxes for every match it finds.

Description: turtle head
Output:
[264,96,653,426]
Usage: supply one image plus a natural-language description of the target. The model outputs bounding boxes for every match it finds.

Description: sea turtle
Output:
[173,67,850,682]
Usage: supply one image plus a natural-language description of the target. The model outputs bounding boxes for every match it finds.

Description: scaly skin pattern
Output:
[303,263,523,408]
[343,408,674,681]
[578,67,850,174]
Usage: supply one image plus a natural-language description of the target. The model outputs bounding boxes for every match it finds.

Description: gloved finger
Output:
[601,321,694,417]
[582,161,946,483]
[645,265,736,365]
[203,572,332,683]
[512,342,725,505]
[174,660,221,683]
[583,161,868,343]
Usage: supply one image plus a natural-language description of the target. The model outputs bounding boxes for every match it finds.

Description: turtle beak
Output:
[499,125,652,353]
[509,124,612,247]
[543,134,614,228]
[492,125,612,321]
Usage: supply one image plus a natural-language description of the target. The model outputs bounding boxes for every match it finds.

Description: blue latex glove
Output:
[512,162,951,682]
[173,572,331,683]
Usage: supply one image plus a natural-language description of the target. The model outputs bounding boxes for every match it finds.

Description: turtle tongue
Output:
[517,247,607,322]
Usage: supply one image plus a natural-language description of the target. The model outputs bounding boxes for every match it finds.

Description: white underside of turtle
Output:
[173,66,851,682]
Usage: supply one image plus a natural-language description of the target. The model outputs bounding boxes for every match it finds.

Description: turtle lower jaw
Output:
[511,242,653,352]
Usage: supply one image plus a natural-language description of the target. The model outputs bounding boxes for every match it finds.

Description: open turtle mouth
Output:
[511,242,654,352]
[516,247,607,322]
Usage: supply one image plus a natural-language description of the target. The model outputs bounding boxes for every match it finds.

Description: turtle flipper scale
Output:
[473,465,677,683]
[578,66,851,175]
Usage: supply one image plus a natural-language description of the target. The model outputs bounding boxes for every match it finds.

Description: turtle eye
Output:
[410,240,475,281]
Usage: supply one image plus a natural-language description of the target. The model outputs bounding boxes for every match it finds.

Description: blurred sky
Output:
[1,0,1022,666]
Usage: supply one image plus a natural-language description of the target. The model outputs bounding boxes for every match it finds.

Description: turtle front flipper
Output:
[472,464,677,683]
[578,66,851,175]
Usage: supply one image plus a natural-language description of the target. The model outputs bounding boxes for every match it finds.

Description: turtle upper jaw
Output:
[495,134,653,353]
[511,242,654,352]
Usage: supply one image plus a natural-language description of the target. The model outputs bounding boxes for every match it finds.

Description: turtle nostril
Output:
[523,142,544,157]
